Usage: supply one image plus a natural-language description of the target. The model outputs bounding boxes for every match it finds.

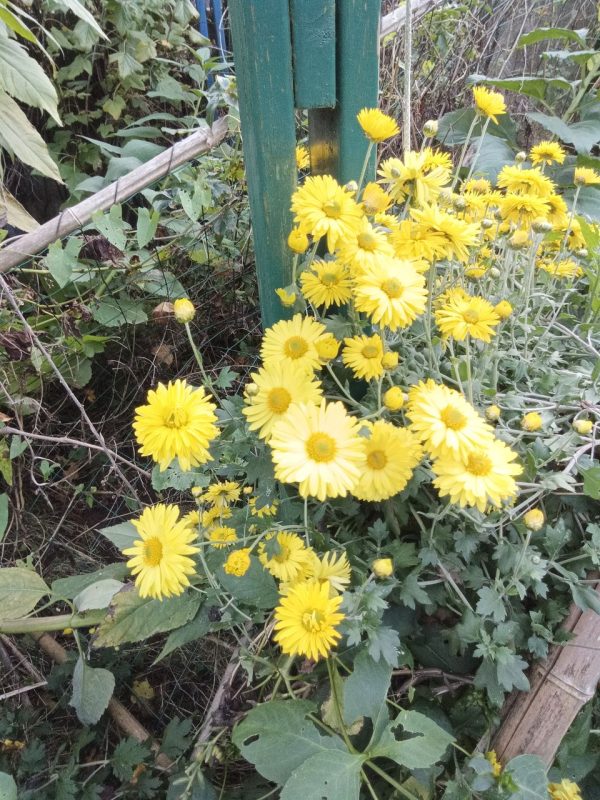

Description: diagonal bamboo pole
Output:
[0,118,229,274]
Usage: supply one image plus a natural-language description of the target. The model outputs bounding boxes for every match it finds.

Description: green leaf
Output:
[527,112,600,153]
[74,579,124,612]
[102,95,126,120]
[111,738,151,781]
[517,26,587,48]
[368,709,454,769]
[0,494,8,543]
[581,466,600,499]
[0,91,62,182]
[343,650,392,729]
[51,564,128,599]
[160,717,193,759]
[45,237,82,288]
[280,751,363,800]
[0,7,37,43]
[232,700,345,785]
[476,586,507,622]
[212,553,278,608]
[69,657,115,725]
[470,75,573,102]
[470,135,516,182]
[91,297,147,327]
[571,584,600,615]
[0,771,17,800]
[505,754,549,799]
[136,208,160,248]
[92,587,201,648]
[54,0,107,39]
[91,205,127,250]
[0,35,60,122]
[0,567,49,620]
[98,521,138,550]
[154,604,213,663]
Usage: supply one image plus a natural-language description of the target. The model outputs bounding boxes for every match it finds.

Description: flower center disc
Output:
[268,387,292,414]
[440,404,467,430]
[357,232,377,251]
[367,449,388,470]
[306,432,337,463]
[381,278,404,299]
[321,271,339,287]
[164,406,189,428]
[467,452,492,476]
[144,537,163,566]
[284,336,309,359]
[273,545,290,564]
[362,344,380,359]
[322,200,342,219]
[463,309,480,324]
[302,609,325,632]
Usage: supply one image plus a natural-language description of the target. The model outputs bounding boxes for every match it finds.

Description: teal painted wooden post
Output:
[309,0,382,182]
[228,1,297,328]
[289,0,336,109]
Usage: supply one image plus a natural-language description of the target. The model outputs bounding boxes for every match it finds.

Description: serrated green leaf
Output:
[368,709,454,769]
[0,91,62,182]
[91,297,147,327]
[571,584,600,614]
[280,751,363,800]
[0,567,49,620]
[98,521,138,550]
[136,208,160,248]
[74,579,124,612]
[476,586,507,622]
[111,738,151,781]
[91,205,127,250]
[160,717,193,759]
[154,604,212,663]
[93,587,201,648]
[54,0,107,39]
[0,35,60,122]
[581,466,600,499]
[69,657,115,725]
[45,237,82,288]
[232,700,345,785]
[211,552,278,609]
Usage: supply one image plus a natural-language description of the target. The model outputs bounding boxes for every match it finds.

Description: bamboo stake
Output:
[0,118,229,274]
[380,0,443,38]
[490,583,600,766]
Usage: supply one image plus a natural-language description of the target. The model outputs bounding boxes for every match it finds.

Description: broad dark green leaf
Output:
[98,521,138,550]
[368,709,454,769]
[280,751,363,800]
[517,27,587,48]
[505,754,549,799]
[0,567,49,620]
[69,657,115,725]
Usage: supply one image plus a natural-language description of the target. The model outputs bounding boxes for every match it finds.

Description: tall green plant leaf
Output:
[0,91,62,181]
[0,33,60,122]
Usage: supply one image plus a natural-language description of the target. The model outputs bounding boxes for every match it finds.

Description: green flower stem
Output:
[361,768,382,800]
[184,321,219,402]
[451,115,479,191]
[326,657,357,754]
[0,610,106,635]
[561,185,581,253]
[464,335,474,404]
[363,760,420,800]
[291,253,299,286]
[462,117,490,185]
[357,141,375,194]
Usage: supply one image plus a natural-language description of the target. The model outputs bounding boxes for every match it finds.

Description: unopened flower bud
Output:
[521,411,543,432]
[485,404,501,422]
[191,486,204,498]
[453,196,467,211]
[573,419,593,435]
[372,558,393,578]
[383,386,405,411]
[515,151,527,163]
[423,120,439,137]
[576,248,589,259]
[245,382,259,398]
[532,217,552,234]
[509,230,530,249]
[523,508,545,531]
[489,267,501,278]
[481,217,494,230]
[344,180,358,194]
[287,228,309,254]
[316,334,340,362]
[173,298,195,323]
[382,351,399,370]
[494,300,513,320]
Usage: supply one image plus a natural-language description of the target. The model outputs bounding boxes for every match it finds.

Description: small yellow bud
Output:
[316,334,340,362]
[383,386,405,411]
[372,558,394,578]
[382,351,399,370]
[515,151,527,163]
[453,196,467,211]
[485,404,501,422]
[481,217,494,230]
[423,119,439,137]
[521,411,543,432]
[523,508,545,531]
[243,485,253,495]
[509,229,530,249]
[62,628,74,635]
[485,750,502,778]
[573,419,593,435]
[532,217,553,234]
[173,297,196,323]
[494,300,513,320]
[191,486,204,498]
[287,228,309,254]
[245,382,260,398]
[275,287,297,307]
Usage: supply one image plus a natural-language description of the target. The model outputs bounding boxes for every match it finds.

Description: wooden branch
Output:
[490,583,600,766]
[0,118,229,273]
[380,0,444,38]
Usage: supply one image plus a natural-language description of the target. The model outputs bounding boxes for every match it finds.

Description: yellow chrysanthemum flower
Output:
[372,558,393,578]
[422,147,453,174]
[485,751,502,778]
[464,265,487,279]
[291,175,364,252]
[181,510,200,530]
[275,288,297,307]
[432,439,522,512]
[133,380,218,472]
[123,504,199,600]
[208,526,238,549]
[336,217,394,273]
[261,313,327,373]
[259,531,312,582]
[544,194,569,228]
[574,167,600,186]
[521,411,543,432]
[407,380,494,459]
[224,548,252,577]
[390,219,441,262]
[353,420,423,501]
[410,204,480,262]
[357,107,399,142]
[384,386,405,411]
[573,419,593,435]
[538,258,584,279]
[362,181,393,214]
[494,300,513,319]
[485,404,501,422]
[173,298,195,323]
[274,580,344,661]
[300,259,352,308]
[472,86,506,124]
[352,255,428,331]
[382,351,399,370]
[435,294,500,342]
[201,505,232,529]
[530,141,566,166]
[378,152,450,206]
[342,334,384,381]
[243,360,322,441]
[548,779,583,800]
[269,400,365,501]
[203,481,241,508]
[295,145,309,170]
[497,165,554,197]
[463,178,492,194]
[316,333,340,363]
[309,551,351,594]
[499,193,551,225]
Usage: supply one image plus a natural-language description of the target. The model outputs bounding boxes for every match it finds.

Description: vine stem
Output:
[0,610,106,635]
[326,658,357,754]
[363,760,420,800]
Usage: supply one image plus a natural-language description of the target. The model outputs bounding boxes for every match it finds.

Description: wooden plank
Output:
[228,0,297,328]
[308,0,381,182]
[290,0,336,109]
